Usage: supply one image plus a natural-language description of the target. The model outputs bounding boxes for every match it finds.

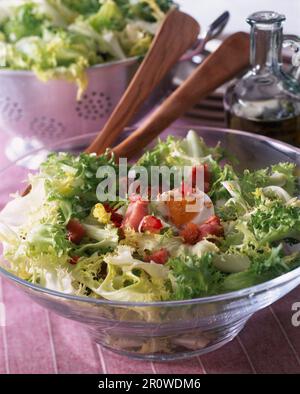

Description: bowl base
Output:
[89,317,249,362]
[98,335,238,362]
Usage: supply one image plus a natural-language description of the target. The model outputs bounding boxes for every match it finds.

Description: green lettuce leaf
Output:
[69,17,126,60]
[121,228,182,258]
[139,131,223,169]
[45,0,91,23]
[250,199,300,244]
[119,22,153,56]
[0,0,171,97]
[168,253,224,300]
[222,245,300,292]
[123,0,170,22]
[72,254,106,293]
[2,3,46,42]
[89,0,125,31]
[93,246,170,301]
[41,151,118,219]
[26,223,71,256]
[240,162,297,205]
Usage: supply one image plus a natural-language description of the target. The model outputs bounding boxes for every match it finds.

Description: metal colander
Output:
[0,58,143,148]
[0,47,203,159]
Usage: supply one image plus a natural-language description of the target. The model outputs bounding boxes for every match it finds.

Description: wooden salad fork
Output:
[112,32,250,160]
[85,8,200,154]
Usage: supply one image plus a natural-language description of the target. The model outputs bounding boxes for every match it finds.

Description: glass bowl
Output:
[0,126,300,361]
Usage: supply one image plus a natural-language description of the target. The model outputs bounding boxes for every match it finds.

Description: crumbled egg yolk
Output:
[253,188,263,199]
[157,189,215,228]
[166,197,199,227]
[93,203,111,224]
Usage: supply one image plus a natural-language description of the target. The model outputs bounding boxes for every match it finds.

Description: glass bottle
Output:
[224,11,300,146]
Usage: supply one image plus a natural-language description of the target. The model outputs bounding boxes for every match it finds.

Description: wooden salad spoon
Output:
[85,8,200,154]
[112,32,250,160]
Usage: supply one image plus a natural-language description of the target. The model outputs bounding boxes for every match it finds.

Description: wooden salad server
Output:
[85,8,200,155]
[112,32,250,160]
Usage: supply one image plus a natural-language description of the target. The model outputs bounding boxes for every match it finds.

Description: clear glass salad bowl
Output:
[0,126,299,361]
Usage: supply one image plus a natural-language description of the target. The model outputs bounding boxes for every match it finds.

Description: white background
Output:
[177,0,300,35]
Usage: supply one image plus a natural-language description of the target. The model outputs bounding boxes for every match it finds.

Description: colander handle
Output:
[180,11,230,62]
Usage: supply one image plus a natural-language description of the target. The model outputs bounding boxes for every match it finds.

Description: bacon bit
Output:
[103,203,123,228]
[144,248,170,265]
[67,219,86,244]
[103,203,111,211]
[204,182,210,193]
[118,227,125,240]
[191,165,200,188]
[110,211,123,228]
[128,194,145,203]
[140,215,163,234]
[122,195,149,231]
[198,215,224,239]
[181,181,193,197]
[179,223,202,245]
[191,164,211,193]
[69,256,80,265]
[180,215,224,245]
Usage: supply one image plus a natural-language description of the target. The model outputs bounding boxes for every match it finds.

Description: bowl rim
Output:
[0,125,300,307]
[1,262,300,307]
[0,57,140,77]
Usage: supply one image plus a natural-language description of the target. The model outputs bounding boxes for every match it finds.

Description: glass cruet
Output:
[224,11,300,146]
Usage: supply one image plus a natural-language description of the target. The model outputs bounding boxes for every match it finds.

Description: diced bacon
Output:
[103,203,112,212]
[129,194,143,203]
[181,181,193,197]
[140,215,163,234]
[69,256,80,265]
[179,222,202,245]
[122,195,149,231]
[110,211,123,228]
[144,248,170,265]
[191,164,211,193]
[198,215,224,239]
[67,219,86,244]
[204,182,210,193]
[103,203,123,228]
[180,215,223,245]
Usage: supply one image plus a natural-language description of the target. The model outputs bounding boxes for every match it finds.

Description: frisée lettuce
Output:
[0,130,299,301]
[0,0,174,97]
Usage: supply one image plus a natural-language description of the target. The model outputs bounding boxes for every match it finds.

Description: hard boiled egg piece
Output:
[155,188,214,228]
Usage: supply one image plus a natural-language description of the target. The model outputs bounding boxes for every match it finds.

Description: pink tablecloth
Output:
[0,132,300,374]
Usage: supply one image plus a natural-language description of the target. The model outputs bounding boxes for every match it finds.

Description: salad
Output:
[0,0,174,97]
[0,130,299,302]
